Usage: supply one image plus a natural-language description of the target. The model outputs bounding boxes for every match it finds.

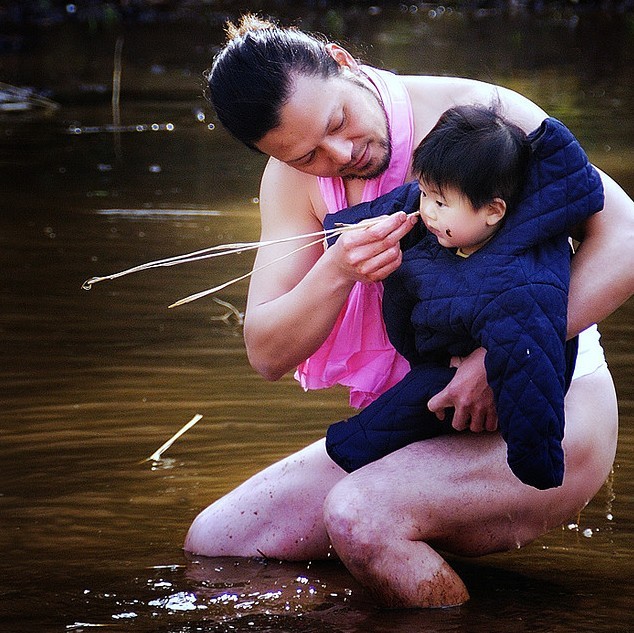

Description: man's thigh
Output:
[341,367,618,557]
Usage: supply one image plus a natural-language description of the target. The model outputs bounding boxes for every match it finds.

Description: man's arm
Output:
[244,158,416,380]
[567,168,634,337]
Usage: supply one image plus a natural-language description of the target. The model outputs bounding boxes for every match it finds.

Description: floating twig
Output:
[209,297,244,324]
[112,36,124,159]
[145,414,203,462]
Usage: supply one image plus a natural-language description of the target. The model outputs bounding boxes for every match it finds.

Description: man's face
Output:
[255,71,392,180]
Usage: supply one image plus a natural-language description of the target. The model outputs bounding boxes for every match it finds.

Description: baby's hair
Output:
[412,104,531,210]
[205,14,340,149]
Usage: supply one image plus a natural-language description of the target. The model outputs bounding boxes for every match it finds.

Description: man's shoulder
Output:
[261,157,322,200]
[400,74,493,98]
[260,158,326,223]
[398,75,499,141]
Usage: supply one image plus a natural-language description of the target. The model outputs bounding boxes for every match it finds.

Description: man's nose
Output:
[323,135,353,165]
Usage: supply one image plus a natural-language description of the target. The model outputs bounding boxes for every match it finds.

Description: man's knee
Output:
[323,478,379,556]
[323,471,409,567]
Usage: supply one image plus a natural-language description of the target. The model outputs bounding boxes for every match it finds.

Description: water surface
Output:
[1,4,632,632]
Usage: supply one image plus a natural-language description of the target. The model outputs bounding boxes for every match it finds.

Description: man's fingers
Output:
[366,211,415,238]
[338,212,417,282]
[467,413,485,433]
[360,245,403,280]
[350,212,415,251]
[484,410,499,432]
[427,392,447,421]
[451,410,471,432]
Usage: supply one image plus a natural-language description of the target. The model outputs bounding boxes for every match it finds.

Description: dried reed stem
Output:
[168,235,326,308]
[145,414,203,462]
[81,229,331,290]
[83,212,421,307]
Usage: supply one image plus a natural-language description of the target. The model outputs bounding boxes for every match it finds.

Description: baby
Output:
[324,104,604,489]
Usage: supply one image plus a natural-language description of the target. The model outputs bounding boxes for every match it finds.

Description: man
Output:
[185,14,631,607]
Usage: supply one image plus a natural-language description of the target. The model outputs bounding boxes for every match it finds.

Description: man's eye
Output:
[299,152,316,166]
[333,112,345,132]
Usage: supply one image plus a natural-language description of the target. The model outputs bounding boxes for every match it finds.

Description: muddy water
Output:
[0,5,632,632]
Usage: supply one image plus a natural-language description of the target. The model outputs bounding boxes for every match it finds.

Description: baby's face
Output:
[417,180,503,255]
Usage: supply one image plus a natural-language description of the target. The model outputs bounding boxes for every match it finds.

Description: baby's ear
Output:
[485,198,506,226]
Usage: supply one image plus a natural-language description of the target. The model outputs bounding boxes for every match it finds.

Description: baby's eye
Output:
[435,200,444,207]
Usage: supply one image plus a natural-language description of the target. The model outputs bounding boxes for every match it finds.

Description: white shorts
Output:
[572,324,607,380]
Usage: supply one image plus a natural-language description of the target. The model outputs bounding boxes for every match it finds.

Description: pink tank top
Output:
[294,66,415,409]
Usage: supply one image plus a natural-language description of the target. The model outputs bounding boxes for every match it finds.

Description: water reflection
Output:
[1,3,633,633]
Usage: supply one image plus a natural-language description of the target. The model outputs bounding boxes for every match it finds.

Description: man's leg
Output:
[323,367,618,607]
[184,438,345,560]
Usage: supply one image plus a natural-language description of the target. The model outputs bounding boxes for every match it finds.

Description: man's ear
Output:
[485,198,507,226]
[325,43,360,72]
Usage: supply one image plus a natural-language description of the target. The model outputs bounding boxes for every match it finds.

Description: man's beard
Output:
[352,136,392,181]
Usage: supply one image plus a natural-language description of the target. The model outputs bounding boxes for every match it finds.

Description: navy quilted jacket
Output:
[324,118,604,489]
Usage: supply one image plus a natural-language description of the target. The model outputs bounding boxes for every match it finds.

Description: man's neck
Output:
[342,177,369,207]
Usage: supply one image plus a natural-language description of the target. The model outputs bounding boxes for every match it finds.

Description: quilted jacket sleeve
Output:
[326,361,456,472]
[323,182,420,247]
[497,118,604,253]
[473,283,568,489]
[382,271,420,365]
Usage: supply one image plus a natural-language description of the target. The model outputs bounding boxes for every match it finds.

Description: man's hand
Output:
[333,212,418,283]
[427,347,498,433]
